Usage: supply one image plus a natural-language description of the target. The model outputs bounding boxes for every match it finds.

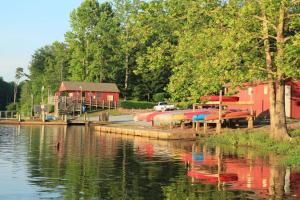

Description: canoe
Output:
[153,112,185,126]
[134,112,155,122]
[193,114,212,121]
[223,111,250,118]
[145,111,171,122]
[184,109,217,120]
[200,96,239,102]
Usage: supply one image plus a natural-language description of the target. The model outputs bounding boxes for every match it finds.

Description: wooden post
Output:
[196,122,200,131]
[204,123,207,134]
[18,113,21,122]
[218,90,222,121]
[90,93,92,111]
[151,120,154,127]
[248,117,254,129]
[216,122,221,134]
[169,122,173,129]
[192,121,195,129]
[181,121,185,129]
[108,101,111,110]
[64,96,67,111]
[96,97,98,109]
[250,90,254,116]
[84,113,87,122]
[114,101,117,109]
[102,100,104,109]
[42,111,45,122]
[217,90,222,134]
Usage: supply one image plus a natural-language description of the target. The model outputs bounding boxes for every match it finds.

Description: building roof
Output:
[59,81,120,93]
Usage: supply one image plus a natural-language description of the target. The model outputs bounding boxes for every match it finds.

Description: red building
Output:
[227,80,300,119]
[56,81,120,105]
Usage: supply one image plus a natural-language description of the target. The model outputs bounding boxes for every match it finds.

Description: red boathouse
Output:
[56,81,120,106]
[227,80,300,119]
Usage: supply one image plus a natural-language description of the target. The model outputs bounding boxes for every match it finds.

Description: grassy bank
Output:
[204,129,300,166]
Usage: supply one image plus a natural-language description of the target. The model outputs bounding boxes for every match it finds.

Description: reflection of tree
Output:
[162,173,243,200]
[24,126,184,199]
[269,154,288,200]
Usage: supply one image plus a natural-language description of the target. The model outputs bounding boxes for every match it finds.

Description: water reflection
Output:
[0,125,300,199]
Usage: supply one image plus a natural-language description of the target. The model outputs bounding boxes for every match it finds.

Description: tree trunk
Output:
[260,1,290,140]
[260,1,276,132]
[271,2,290,140]
[269,154,286,199]
[13,82,17,104]
[124,48,129,101]
[124,24,129,101]
[269,81,276,132]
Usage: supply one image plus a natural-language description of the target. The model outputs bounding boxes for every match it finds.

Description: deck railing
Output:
[0,111,17,119]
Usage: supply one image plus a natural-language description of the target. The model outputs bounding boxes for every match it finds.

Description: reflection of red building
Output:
[182,147,300,198]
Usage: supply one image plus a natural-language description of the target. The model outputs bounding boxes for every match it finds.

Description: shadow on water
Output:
[0,125,300,199]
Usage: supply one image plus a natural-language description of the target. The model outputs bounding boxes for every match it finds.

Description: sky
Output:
[0,0,85,82]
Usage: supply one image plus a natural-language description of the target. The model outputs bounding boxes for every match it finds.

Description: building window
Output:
[264,85,268,95]
[248,87,253,95]
[107,95,114,101]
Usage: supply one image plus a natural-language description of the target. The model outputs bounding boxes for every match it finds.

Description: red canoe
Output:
[200,96,239,102]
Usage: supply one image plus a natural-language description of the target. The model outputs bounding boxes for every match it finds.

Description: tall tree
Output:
[14,67,24,103]
[251,0,300,139]
[132,0,177,100]
[168,0,300,139]
[0,77,14,110]
[113,0,141,100]
[65,0,102,81]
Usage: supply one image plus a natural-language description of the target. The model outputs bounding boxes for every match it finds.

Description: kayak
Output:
[134,112,155,122]
[200,96,239,102]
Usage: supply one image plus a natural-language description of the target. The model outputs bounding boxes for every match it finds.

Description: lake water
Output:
[0,125,300,200]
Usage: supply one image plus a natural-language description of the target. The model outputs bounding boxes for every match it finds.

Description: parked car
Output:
[153,102,176,111]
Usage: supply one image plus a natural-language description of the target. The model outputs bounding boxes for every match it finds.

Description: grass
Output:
[204,129,300,166]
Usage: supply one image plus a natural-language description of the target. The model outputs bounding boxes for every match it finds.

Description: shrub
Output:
[47,104,55,113]
[175,102,193,109]
[153,93,167,102]
[6,103,17,111]
[120,100,156,109]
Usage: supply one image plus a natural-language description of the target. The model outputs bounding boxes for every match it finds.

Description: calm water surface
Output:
[0,125,300,200]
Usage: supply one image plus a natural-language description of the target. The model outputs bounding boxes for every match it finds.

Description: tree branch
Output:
[254,16,277,31]
[287,13,300,19]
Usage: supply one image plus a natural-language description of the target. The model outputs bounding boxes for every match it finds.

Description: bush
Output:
[47,104,54,113]
[153,93,168,102]
[175,102,193,109]
[6,103,17,111]
[120,100,156,109]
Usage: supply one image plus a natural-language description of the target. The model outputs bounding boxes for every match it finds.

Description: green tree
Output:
[13,67,24,103]
[113,0,142,100]
[20,42,70,115]
[0,77,14,110]
[168,0,300,139]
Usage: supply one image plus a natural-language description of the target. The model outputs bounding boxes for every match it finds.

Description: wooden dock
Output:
[93,125,196,140]
[0,119,68,125]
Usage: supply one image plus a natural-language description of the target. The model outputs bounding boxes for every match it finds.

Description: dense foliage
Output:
[120,100,156,109]
[20,0,299,120]
[0,77,14,110]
